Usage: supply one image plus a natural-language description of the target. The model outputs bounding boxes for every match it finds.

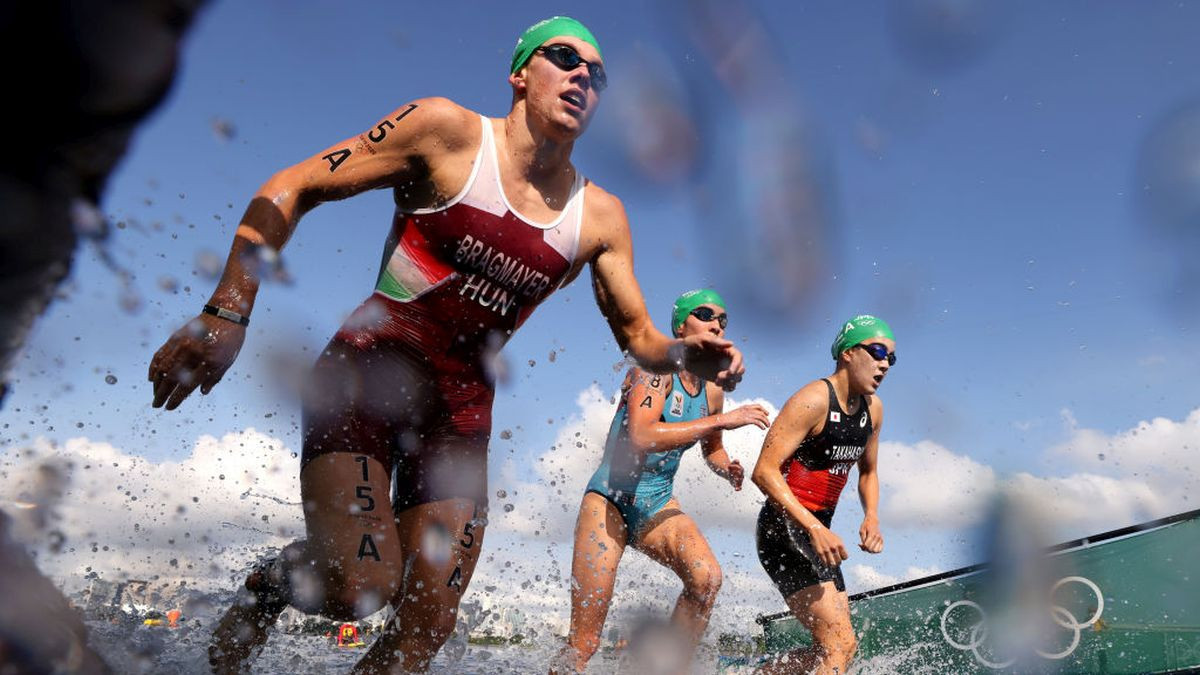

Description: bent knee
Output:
[686,564,723,602]
[822,632,857,665]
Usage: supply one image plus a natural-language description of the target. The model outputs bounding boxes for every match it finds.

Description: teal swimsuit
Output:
[585,372,709,537]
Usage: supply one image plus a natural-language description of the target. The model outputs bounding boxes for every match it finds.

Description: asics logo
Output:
[939,576,1104,669]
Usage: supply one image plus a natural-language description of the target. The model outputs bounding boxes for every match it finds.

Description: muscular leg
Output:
[635,500,723,652]
[351,498,485,673]
[209,454,403,673]
[553,492,628,674]
[757,582,855,675]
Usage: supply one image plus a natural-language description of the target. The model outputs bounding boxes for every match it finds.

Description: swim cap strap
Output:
[510,16,602,74]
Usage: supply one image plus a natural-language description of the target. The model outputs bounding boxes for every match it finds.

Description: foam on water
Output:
[84,616,620,674]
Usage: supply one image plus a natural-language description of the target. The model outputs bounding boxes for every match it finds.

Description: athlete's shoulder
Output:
[779,380,829,420]
[578,182,630,260]
[405,96,473,122]
[396,96,479,149]
[627,366,672,396]
[867,393,884,421]
[580,181,628,225]
[705,383,725,416]
[583,177,624,213]
[794,379,831,405]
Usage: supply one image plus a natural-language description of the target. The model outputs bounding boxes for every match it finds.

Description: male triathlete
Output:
[147,16,744,673]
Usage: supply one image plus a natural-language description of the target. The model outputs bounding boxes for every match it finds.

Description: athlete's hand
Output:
[859,515,884,554]
[718,403,770,431]
[680,333,744,391]
[149,313,245,410]
[725,459,744,491]
[808,524,850,568]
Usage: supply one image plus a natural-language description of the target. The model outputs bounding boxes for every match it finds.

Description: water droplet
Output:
[211,117,237,142]
[194,250,222,280]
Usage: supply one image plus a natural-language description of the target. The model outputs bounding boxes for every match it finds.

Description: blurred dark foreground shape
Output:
[0,1,204,672]
[0,0,205,406]
[0,510,109,674]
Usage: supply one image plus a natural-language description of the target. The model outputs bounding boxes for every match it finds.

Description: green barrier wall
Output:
[758,510,1200,674]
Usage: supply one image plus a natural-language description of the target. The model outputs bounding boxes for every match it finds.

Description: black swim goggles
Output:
[690,306,728,329]
[536,44,608,92]
[856,342,896,366]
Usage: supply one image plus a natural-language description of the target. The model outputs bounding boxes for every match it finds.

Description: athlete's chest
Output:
[823,403,871,438]
[381,116,584,322]
[427,208,569,296]
[799,407,871,466]
[662,383,708,423]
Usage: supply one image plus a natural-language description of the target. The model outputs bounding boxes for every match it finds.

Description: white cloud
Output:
[1000,407,1200,531]
[0,429,302,593]
[482,385,782,636]
[666,396,777,531]
[0,396,786,638]
[872,407,1200,532]
[490,385,777,542]
[1003,472,1167,533]
[487,386,1200,632]
[5,388,1197,643]
[877,440,997,528]
[848,564,943,590]
[1049,407,1200,475]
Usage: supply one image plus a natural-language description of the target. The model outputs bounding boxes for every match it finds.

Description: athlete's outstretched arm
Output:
[621,370,739,455]
[149,98,477,410]
[205,100,469,314]
[750,387,824,527]
[699,386,768,489]
[751,385,849,567]
[586,190,744,390]
[857,397,884,553]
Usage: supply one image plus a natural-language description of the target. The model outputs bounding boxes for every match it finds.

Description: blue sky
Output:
[4,0,1200,638]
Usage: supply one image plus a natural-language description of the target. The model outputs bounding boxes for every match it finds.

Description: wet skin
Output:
[156,33,748,675]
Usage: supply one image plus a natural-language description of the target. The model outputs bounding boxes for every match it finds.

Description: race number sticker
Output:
[669,390,685,417]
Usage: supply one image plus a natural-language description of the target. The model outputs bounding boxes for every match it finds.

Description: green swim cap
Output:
[510,16,602,74]
[671,289,726,335]
[831,315,894,360]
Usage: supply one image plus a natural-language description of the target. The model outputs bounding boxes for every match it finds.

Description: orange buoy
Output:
[336,623,365,648]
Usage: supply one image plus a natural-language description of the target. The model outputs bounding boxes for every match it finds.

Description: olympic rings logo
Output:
[939,576,1104,669]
